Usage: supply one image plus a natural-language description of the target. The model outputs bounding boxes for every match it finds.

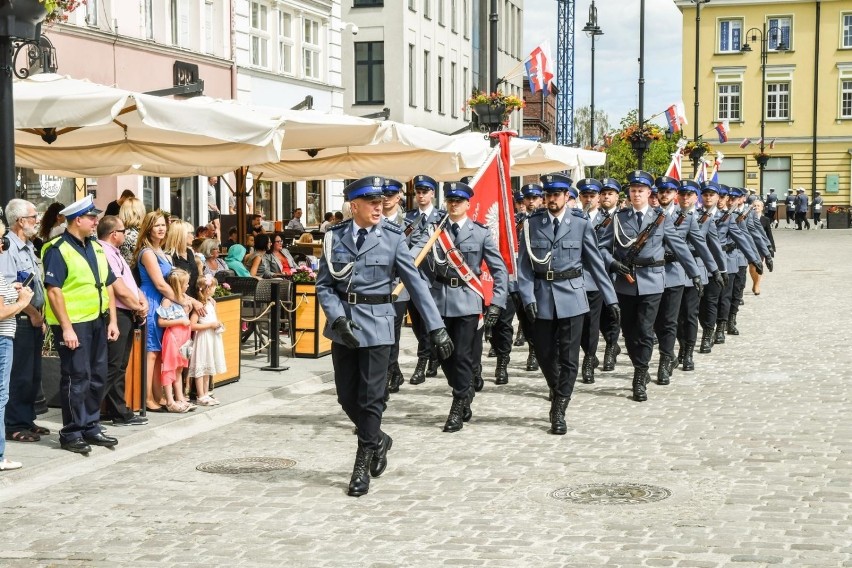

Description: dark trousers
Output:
[795,211,809,229]
[617,292,662,370]
[103,310,136,421]
[407,300,431,359]
[654,285,684,357]
[5,316,44,433]
[532,315,583,399]
[677,285,701,344]
[600,293,621,345]
[786,209,795,224]
[332,343,391,451]
[388,301,407,367]
[813,211,821,225]
[716,260,737,321]
[488,294,515,356]
[581,290,603,357]
[699,279,722,330]
[511,291,535,347]
[439,315,479,399]
[730,266,747,317]
[53,318,109,443]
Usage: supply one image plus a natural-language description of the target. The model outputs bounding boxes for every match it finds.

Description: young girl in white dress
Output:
[188,275,226,405]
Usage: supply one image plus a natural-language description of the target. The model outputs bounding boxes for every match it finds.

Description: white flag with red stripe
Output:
[664,152,682,181]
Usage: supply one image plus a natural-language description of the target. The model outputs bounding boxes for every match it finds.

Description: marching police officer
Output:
[316,177,453,497]
[43,196,120,454]
[575,178,607,384]
[726,187,766,337]
[518,174,619,434]
[381,178,409,395]
[596,178,623,372]
[404,175,444,385]
[428,181,507,432]
[696,182,728,354]
[600,171,698,402]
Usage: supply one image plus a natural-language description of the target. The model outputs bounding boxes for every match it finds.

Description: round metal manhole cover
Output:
[196,457,296,474]
[549,483,671,505]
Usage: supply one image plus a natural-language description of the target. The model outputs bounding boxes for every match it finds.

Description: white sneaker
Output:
[0,459,22,471]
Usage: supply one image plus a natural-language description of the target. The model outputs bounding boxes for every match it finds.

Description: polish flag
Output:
[739,137,752,149]
[664,152,681,181]
[715,121,729,143]
[524,42,555,96]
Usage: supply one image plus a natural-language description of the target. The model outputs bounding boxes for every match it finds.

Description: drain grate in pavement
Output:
[549,483,671,505]
[196,457,296,474]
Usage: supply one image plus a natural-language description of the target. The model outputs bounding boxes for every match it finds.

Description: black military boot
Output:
[657,355,672,385]
[714,321,727,344]
[632,367,649,402]
[581,354,595,384]
[495,355,509,385]
[347,445,374,497]
[513,327,525,347]
[602,342,621,371]
[425,358,439,377]
[443,397,466,432]
[370,432,393,477]
[463,389,474,422]
[699,328,714,353]
[409,357,428,385]
[384,370,392,402]
[487,346,497,358]
[682,341,696,371]
[676,342,685,365]
[473,362,484,392]
[525,346,539,371]
[727,314,740,335]
[388,363,403,393]
[549,396,569,435]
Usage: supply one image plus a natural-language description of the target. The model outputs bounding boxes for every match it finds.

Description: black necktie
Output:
[420,212,427,227]
[636,211,644,227]
[552,218,559,238]
[356,228,367,250]
[451,222,460,238]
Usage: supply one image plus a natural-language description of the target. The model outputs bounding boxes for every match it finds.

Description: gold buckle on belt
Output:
[450,277,459,287]
[546,270,554,281]
[347,292,357,305]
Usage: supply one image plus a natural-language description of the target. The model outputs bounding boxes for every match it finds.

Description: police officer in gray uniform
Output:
[381,178,410,395]
[428,181,507,433]
[575,178,607,384]
[518,174,619,434]
[726,187,767,336]
[600,171,698,402]
[696,182,729,354]
[317,176,453,497]
[596,178,623,372]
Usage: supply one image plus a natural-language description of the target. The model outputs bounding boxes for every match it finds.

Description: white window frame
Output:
[463,0,469,38]
[409,44,417,107]
[409,0,416,12]
[767,15,792,51]
[463,66,469,119]
[838,64,852,119]
[713,66,745,123]
[437,56,445,114]
[451,0,457,33]
[764,66,794,121]
[451,61,457,117]
[250,1,270,69]
[278,9,294,75]
[302,16,322,81]
[424,0,430,20]
[842,12,852,49]
[424,50,431,111]
[717,18,742,54]
[438,0,445,26]
[204,0,214,55]
[86,0,99,27]
[144,0,154,40]
[717,83,741,122]
[765,82,790,121]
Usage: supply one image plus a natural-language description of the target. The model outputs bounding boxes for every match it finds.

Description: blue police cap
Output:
[576,178,603,193]
[521,183,544,198]
[679,180,702,194]
[627,170,655,188]
[382,178,404,195]
[540,173,573,193]
[460,176,473,185]
[443,181,474,200]
[344,176,386,201]
[655,176,679,192]
[60,195,102,220]
[601,178,622,193]
[716,184,729,196]
[746,194,757,204]
[728,187,744,198]
[513,190,524,202]
[413,174,438,191]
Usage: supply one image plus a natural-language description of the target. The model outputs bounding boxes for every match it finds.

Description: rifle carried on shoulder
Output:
[734,205,752,224]
[622,210,666,284]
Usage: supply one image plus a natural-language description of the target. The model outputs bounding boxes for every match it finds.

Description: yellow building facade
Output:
[676,0,852,205]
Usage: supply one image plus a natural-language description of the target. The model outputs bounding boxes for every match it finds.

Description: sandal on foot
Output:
[30,425,50,435]
[166,403,190,413]
[0,459,22,471]
[6,431,40,443]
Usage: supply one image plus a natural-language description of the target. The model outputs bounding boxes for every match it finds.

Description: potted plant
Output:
[753,151,771,168]
[825,205,850,229]
[466,89,525,131]
[683,139,714,162]
[290,265,330,358]
[0,0,81,40]
[620,123,663,152]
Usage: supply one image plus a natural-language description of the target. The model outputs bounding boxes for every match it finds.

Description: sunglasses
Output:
[112,229,127,234]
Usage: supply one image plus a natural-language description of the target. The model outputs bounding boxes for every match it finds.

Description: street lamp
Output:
[636,0,646,168]
[690,0,710,175]
[582,1,603,150]
[741,23,787,196]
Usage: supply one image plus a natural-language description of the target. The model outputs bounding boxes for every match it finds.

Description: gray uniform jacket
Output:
[383,208,412,303]
[429,220,508,318]
[316,219,444,347]
[405,207,445,259]
[795,194,809,213]
[665,206,718,287]
[603,207,699,296]
[518,209,616,320]
[715,210,759,273]
[593,207,618,273]
[693,207,727,279]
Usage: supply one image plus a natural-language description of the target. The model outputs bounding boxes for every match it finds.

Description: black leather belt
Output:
[435,274,465,287]
[723,243,737,252]
[631,259,666,268]
[117,307,135,315]
[533,268,583,281]
[340,292,393,305]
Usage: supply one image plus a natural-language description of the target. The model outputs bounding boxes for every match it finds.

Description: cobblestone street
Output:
[0,228,849,567]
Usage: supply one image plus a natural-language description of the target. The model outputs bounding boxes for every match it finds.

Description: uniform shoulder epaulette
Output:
[570,208,588,220]
[654,207,664,215]
[381,219,402,234]
[527,209,546,219]
[472,220,490,230]
[330,220,350,232]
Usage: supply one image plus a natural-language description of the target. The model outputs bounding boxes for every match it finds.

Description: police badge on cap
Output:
[60,195,102,220]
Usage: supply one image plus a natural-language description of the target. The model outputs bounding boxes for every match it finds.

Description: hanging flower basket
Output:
[753,152,770,168]
[466,89,524,131]
[0,0,48,40]
[471,102,507,128]
[684,140,714,161]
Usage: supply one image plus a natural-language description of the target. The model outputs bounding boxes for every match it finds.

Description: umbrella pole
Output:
[0,37,16,219]
[235,167,247,246]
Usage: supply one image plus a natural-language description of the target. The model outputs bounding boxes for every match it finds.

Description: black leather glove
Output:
[721,272,729,287]
[483,305,502,342]
[429,328,454,361]
[524,302,538,322]
[607,303,620,326]
[663,251,676,263]
[711,270,725,288]
[331,316,362,349]
[692,276,704,298]
[751,261,764,276]
[610,260,631,276]
[765,257,774,272]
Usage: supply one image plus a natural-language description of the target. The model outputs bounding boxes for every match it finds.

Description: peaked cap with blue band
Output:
[521,183,544,198]
[382,178,405,195]
[728,187,744,198]
[655,175,679,192]
[576,178,603,193]
[601,177,622,192]
[443,181,474,200]
[679,180,702,194]
[344,176,386,201]
[627,170,655,188]
[413,174,438,191]
[540,173,573,193]
[716,184,730,196]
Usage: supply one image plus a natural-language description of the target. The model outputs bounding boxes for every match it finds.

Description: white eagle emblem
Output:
[485,202,500,243]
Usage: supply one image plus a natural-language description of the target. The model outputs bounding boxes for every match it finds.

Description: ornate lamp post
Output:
[635,0,646,168]
[741,23,787,196]
[582,0,603,150]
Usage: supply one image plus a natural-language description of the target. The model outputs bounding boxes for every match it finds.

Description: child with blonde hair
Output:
[157,269,194,413]
[188,275,226,405]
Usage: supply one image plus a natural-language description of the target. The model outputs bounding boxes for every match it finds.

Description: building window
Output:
[409,0,416,11]
[144,0,154,40]
[768,17,791,51]
[437,56,445,114]
[503,0,509,52]
[764,156,791,193]
[303,17,321,80]
[424,50,431,111]
[408,44,416,107]
[86,0,99,26]
[717,157,745,188]
[451,62,457,117]
[250,2,269,68]
[278,10,293,74]
[438,0,445,25]
[254,180,273,221]
[766,82,790,120]
[424,0,430,19]
[843,13,852,48]
[463,66,469,119]
[306,181,324,228]
[717,83,741,121]
[142,177,159,212]
[463,0,469,38]
[355,41,384,104]
[354,0,383,6]
[841,79,852,118]
[204,0,214,55]
[170,0,190,47]
[451,0,457,32]
[718,18,741,53]
[170,177,198,225]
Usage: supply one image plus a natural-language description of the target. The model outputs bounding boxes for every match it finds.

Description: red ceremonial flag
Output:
[715,121,729,143]
[664,152,681,181]
[664,105,681,133]
[467,131,519,305]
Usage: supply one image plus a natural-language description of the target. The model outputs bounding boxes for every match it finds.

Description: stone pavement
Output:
[0,228,850,568]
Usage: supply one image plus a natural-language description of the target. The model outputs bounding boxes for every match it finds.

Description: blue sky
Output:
[522,0,684,131]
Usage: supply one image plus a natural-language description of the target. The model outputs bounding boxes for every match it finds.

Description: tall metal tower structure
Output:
[556,0,575,146]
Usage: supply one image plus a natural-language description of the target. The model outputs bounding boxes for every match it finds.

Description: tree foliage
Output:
[574,106,611,149]
[597,109,684,183]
